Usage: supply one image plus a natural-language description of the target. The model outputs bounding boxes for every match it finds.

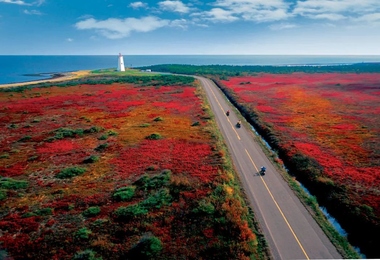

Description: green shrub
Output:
[22,212,38,218]
[153,117,163,122]
[0,178,28,189]
[72,249,102,260]
[83,155,99,164]
[83,206,101,217]
[95,143,108,152]
[36,208,53,216]
[191,121,200,126]
[129,235,163,258]
[75,227,92,239]
[193,199,215,215]
[115,204,148,219]
[113,186,136,201]
[141,188,172,209]
[84,126,104,134]
[140,123,150,128]
[98,134,108,140]
[0,190,7,201]
[18,135,32,142]
[0,153,10,159]
[145,133,162,140]
[134,170,171,190]
[107,130,118,136]
[56,167,86,179]
[27,155,39,161]
[53,128,83,139]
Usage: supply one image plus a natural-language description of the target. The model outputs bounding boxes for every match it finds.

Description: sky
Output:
[1,0,380,55]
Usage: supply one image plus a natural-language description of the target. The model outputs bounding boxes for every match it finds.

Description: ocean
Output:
[1,55,380,84]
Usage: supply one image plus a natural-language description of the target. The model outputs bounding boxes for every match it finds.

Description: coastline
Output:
[0,70,91,89]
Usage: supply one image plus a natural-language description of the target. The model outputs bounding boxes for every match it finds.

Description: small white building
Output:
[117,53,125,72]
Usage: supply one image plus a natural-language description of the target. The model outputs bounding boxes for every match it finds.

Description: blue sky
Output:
[1,0,380,55]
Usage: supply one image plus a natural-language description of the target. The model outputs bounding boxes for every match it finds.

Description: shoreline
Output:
[0,70,91,89]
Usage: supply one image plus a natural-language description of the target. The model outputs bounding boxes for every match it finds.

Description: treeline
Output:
[0,74,195,93]
[140,63,380,77]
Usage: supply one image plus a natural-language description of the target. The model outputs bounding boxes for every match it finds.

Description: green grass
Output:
[91,68,159,77]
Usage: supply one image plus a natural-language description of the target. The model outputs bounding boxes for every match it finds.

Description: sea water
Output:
[1,55,380,84]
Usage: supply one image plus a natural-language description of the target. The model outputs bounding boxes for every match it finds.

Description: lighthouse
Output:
[117,53,125,72]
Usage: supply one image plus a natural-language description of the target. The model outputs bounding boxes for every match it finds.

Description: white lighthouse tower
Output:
[117,53,125,72]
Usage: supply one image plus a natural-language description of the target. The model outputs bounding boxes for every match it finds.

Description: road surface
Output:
[197,76,341,260]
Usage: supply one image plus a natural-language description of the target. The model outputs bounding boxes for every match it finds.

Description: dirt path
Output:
[0,70,91,89]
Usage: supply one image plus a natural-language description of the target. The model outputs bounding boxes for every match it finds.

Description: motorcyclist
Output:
[260,166,266,174]
[226,110,230,116]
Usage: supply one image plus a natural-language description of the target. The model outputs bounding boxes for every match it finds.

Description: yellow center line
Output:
[245,149,310,260]
[206,80,241,140]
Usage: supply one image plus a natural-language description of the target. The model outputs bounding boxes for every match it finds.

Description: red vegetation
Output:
[220,72,380,256]
[0,80,260,259]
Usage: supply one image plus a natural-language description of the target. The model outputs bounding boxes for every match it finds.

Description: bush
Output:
[83,206,101,217]
[83,155,99,164]
[107,130,118,136]
[145,133,162,140]
[72,249,102,260]
[134,170,171,190]
[36,208,53,216]
[56,167,86,179]
[84,126,104,134]
[0,190,7,201]
[129,235,163,259]
[98,134,108,140]
[75,227,92,240]
[112,186,135,201]
[191,121,200,126]
[140,123,151,128]
[18,135,32,142]
[0,153,10,159]
[193,199,215,215]
[153,117,163,122]
[115,204,148,220]
[141,189,172,209]
[95,143,108,152]
[0,178,28,189]
[53,128,83,139]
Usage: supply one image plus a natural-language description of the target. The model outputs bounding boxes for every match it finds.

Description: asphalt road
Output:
[196,76,341,260]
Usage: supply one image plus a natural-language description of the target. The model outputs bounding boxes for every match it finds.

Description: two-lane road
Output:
[197,76,341,259]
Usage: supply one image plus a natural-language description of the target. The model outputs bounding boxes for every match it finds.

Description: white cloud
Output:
[293,0,380,24]
[194,0,292,23]
[66,38,73,42]
[23,9,42,15]
[269,22,298,30]
[355,12,380,23]
[196,7,239,22]
[75,16,170,39]
[0,0,31,5]
[158,0,190,13]
[308,13,346,21]
[33,0,44,6]
[169,18,188,29]
[129,1,147,9]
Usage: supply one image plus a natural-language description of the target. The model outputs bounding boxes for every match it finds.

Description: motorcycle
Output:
[236,121,241,128]
[260,167,266,176]
[226,111,230,116]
